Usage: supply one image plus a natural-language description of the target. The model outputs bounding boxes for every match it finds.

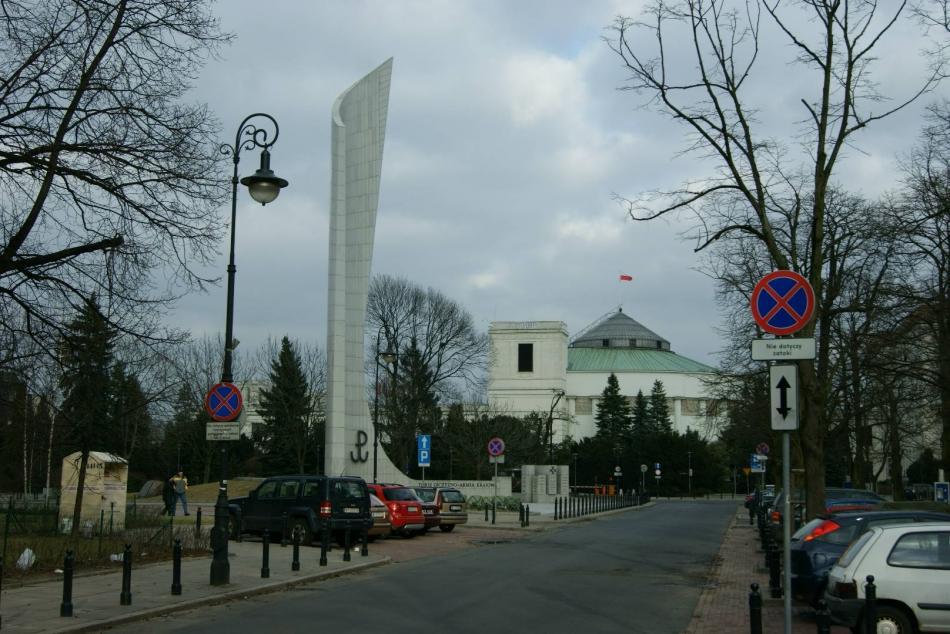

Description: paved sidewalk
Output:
[686,507,849,633]
[1,537,388,633]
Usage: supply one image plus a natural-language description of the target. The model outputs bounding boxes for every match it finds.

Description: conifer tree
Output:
[648,379,673,434]
[257,337,313,473]
[594,373,633,446]
[59,299,116,534]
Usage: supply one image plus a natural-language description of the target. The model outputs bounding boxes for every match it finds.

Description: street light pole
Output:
[547,389,565,464]
[688,451,693,498]
[372,326,397,484]
[210,113,288,587]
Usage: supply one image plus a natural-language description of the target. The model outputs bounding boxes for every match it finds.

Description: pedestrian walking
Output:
[170,471,189,516]
[161,476,175,516]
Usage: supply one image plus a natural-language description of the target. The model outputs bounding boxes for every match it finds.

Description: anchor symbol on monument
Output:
[350,430,369,463]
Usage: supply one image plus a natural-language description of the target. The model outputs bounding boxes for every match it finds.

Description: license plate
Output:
[408,506,418,512]
[344,507,359,513]
[423,509,433,515]
[450,505,461,511]
[372,512,384,519]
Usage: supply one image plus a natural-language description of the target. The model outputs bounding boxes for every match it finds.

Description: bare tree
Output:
[608,0,943,518]
[366,274,488,398]
[0,0,231,366]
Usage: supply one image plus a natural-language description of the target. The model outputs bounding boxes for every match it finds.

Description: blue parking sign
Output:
[417,434,431,467]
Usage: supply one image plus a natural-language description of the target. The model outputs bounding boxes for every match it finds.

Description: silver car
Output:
[824,522,950,632]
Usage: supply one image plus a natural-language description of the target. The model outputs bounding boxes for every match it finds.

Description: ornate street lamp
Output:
[210,113,288,587]
[372,325,397,483]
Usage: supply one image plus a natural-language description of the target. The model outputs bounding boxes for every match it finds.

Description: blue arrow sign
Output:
[417,435,431,467]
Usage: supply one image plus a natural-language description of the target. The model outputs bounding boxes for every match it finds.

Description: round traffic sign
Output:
[205,382,243,422]
[640,464,648,473]
[487,437,506,457]
[756,442,770,455]
[750,270,815,336]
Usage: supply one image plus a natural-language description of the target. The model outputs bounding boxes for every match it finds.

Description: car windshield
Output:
[441,490,465,503]
[382,487,417,501]
[413,488,436,502]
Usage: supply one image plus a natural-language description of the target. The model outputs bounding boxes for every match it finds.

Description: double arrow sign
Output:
[770,365,799,431]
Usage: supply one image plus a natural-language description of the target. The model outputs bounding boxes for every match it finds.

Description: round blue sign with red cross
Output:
[487,437,506,457]
[204,382,243,422]
[751,270,815,336]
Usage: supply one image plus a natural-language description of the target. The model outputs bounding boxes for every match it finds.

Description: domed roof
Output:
[571,309,670,351]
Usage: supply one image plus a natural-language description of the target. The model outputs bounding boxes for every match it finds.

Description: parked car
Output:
[409,487,442,532]
[367,493,392,540]
[790,509,950,606]
[824,522,950,632]
[413,487,468,532]
[769,487,884,542]
[365,483,426,537]
[434,488,468,532]
[228,475,371,546]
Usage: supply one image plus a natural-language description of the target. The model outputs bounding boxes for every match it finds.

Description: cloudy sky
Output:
[170,0,948,369]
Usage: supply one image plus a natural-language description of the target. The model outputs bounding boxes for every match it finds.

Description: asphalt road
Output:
[116,502,734,634]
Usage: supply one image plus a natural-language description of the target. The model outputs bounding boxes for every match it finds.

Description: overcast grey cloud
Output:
[169,0,948,370]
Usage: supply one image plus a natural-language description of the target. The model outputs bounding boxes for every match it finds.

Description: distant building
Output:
[487,309,721,442]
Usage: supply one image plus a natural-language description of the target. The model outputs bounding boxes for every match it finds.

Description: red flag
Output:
[619,274,633,281]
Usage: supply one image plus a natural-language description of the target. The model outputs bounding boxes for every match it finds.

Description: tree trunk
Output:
[70,451,89,536]
[800,361,826,520]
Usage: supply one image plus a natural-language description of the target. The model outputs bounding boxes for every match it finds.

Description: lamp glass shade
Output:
[379,350,397,365]
[247,179,281,205]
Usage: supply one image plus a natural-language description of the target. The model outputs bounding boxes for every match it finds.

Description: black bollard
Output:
[120,543,132,606]
[748,583,762,634]
[815,599,831,634]
[60,550,74,617]
[261,529,270,579]
[554,498,558,520]
[518,504,524,527]
[319,524,328,567]
[484,505,489,522]
[491,502,496,525]
[281,513,289,547]
[361,526,369,557]
[864,575,876,634]
[291,527,300,571]
[768,541,782,599]
[525,505,530,527]
[171,538,182,595]
[195,507,202,538]
[343,525,352,562]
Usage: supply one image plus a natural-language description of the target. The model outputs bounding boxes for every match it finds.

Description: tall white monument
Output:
[324,59,404,481]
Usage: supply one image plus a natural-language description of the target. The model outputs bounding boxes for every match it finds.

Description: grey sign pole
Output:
[782,430,792,634]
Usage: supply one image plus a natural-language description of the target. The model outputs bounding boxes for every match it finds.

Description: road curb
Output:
[45,556,392,633]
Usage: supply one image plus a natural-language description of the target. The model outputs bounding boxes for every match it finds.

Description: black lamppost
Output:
[210,113,288,587]
[547,389,565,464]
[372,326,397,483]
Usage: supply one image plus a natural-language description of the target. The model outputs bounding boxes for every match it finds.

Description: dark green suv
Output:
[228,475,371,545]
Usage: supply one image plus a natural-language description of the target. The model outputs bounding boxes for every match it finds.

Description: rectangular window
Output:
[602,339,609,347]
[277,480,300,499]
[887,531,950,569]
[705,400,721,416]
[575,397,592,415]
[518,343,533,372]
[681,398,701,416]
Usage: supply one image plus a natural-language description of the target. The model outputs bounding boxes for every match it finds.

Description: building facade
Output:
[488,309,720,442]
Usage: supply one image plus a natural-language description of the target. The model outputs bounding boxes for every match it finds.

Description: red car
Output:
[365,483,426,538]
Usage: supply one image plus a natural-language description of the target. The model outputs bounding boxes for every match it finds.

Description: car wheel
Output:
[872,605,914,634]
[439,524,455,533]
[289,520,311,546]
[403,530,415,539]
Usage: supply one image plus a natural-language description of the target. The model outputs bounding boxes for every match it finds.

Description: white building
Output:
[487,309,720,442]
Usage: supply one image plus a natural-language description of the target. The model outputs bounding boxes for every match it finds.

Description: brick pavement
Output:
[686,507,849,634]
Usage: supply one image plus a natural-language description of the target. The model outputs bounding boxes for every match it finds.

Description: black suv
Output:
[228,475,371,545]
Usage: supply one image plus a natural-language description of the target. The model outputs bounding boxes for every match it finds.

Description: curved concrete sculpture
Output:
[324,58,405,482]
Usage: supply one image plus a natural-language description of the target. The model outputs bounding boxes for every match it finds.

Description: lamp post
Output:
[572,452,578,492]
[210,113,288,587]
[372,326,397,483]
[547,389,565,464]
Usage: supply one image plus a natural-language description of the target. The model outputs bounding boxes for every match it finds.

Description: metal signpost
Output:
[750,269,815,634]
[640,463,647,494]
[488,437,505,504]
[417,434,431,482]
